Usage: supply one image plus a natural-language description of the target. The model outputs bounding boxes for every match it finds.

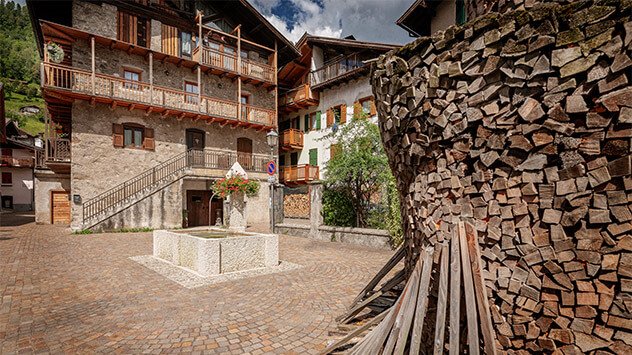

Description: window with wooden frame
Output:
[161,23,179,56]
[185,81,199,104]
[123,68,141,89]
[240,95,249,120]
[117,11,149,47]
[112,123,154,150]
[310,111,321,130]
[181,32,192,57]
[354,96,376,118]
[1,172,12,186]
[331,105,346,125]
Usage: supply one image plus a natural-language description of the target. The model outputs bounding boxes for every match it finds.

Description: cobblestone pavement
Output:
[0,213,394,354]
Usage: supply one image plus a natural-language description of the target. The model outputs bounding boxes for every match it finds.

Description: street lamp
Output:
[266,129,278,233]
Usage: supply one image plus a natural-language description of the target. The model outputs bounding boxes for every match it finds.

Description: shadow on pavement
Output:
[0,211,36,228]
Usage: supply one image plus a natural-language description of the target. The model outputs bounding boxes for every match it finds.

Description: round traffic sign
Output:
[267,161,276,175]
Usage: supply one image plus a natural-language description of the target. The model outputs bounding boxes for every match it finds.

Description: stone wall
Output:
[372,0,632,353]
[34,171,70,224]
[72,1,117,39]
[70,101,272,229]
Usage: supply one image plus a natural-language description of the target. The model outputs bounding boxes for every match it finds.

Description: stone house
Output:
[26,0,299,231]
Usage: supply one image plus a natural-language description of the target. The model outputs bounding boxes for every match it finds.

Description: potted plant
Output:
[51,122,63,134]
[46,41,64,64]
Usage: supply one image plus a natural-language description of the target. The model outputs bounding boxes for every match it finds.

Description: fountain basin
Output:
[153,228,278,276]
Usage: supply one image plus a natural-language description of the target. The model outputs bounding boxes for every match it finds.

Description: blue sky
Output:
[12,0,415,45]
[251,0,414,44]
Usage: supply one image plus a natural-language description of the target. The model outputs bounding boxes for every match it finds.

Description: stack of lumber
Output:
[283,192,310,219]
[357,1,632,353]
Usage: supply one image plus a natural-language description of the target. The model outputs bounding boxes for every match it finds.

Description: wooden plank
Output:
[465,222,498,355]
[382,251,424,354]
[348,247,405,310]
[317,308,389,355]
[459,222,480,355]
[340,269,406,324]
[349,304,396,355]
[433,243,449,355]
[392,259,422,354]
[409,246,435,354]
[449,230,461,355]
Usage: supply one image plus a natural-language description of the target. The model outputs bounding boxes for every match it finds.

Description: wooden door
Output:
[237,137,253,170]
[51,191,71,224]
[210,198,223,226]
[187,190,211,227]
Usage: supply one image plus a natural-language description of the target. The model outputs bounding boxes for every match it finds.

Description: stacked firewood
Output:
[367,0,632,353]
[283,193,310,219]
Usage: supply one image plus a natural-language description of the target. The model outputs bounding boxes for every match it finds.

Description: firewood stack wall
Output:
[371,1,632,353]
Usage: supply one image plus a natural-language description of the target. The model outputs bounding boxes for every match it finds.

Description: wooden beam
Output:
[89,97,96,106]
[109,40,117,50]
[145,107,153,116]
[177,112,186,121]
[317,309,389,355]
[433,243,449,355]
[193,114,201,122]
[449,230,462,355]
[128,104,136,112]
[466,223,498,355]
[127,45,134,55]
[110,101,118,110]
[176,59,185,68]
[459,222,480,355]
[409,247,435,354]
[162,110,170,118]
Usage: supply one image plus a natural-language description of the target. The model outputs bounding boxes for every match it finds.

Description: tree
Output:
[321,105,395,228]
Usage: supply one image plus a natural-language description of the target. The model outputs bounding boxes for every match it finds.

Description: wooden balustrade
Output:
[279,83,318,106]
[47,137,71,162]
[280,129,304,150]
[280,164,319,184]
[0,155,34,168]
[193,45,275,83]
[309,52,373,87]
[42,62,275,126]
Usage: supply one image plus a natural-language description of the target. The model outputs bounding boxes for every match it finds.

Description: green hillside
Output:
[1,0,45,136]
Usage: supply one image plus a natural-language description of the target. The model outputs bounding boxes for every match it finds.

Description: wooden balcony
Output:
[279,83,319,113]
[280,129,304,151]
[41,63,276,129]
[35,138,71,173]
[280,164,319,185]
[308,52,374,89]
[193,46,275,85]
[1,155,34,168]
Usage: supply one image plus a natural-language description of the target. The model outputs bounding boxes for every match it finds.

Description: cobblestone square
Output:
[0,213,393,354]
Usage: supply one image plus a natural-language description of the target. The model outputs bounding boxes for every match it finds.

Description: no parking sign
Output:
[267,161,276,175]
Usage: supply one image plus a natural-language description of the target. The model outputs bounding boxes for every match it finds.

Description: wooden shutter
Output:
[353,101,360,118]
[370,97,377,116]
[118,11,136,43]
[309,149,318,166]
[162,24,179,56]
[326,109,333,127]
[316,111,321,130]
[340,105,347,123]
[137,17,149,47]
[143,127,155,150]
[304,114,309,132]
[113,123,124,147]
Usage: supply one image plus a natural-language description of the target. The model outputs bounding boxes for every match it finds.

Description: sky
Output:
[10,0,416,45]
[250,0,415,45]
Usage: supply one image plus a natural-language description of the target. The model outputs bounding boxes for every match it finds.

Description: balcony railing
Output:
[0,155,34,168]
[193,46,275,83]
[280,164,319,184]
[308,53,373,87]
[42,62,275,126]
[47,138,71,163]
[279,83,319,108]
[280,129,304,150]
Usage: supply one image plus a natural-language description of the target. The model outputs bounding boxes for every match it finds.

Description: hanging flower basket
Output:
[46,41,64,63]
[213,174,249,199]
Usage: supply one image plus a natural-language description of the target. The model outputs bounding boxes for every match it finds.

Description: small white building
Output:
[0,120,39,211]
[276,34,399,186]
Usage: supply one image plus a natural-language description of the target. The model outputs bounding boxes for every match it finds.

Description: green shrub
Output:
[322,188,355,227]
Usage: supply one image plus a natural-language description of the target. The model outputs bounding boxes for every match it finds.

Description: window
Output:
[240,51,248,59]
[355,96,376,118]
[360,98,371,115]
[331,105,347,124]
[290,152,298,166]
[456,0,466,26]
[123,69,141,89]
[224,47,235,70]
[2,172,12,185]
[279,155,286,167]
[241,95,249,120]
[117,11,149,47]
[291,117,299,130]
[304,114,309,132]
[1,148,11,157]
[181,32,192,57]
[124,125,144,148]
[185,81,199,104]
[311,111,321,130]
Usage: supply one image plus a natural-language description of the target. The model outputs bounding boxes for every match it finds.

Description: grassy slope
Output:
[4,90,46,136]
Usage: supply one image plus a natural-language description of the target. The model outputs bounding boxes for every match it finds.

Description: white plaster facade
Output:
[0,148,34,211]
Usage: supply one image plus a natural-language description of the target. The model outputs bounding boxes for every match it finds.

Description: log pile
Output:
[365,1,632,353]
[283,192,310,219]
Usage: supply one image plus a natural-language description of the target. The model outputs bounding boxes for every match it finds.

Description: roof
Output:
[396,0,438,37]
[296,33,401,52]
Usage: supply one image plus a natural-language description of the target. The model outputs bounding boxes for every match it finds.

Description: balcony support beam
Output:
[91,36,95,95]
[149,51,153,105]
[237,25,242,121]
[274,40,278,128]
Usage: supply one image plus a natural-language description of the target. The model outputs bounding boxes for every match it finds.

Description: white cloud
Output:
[251,0,414,45]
